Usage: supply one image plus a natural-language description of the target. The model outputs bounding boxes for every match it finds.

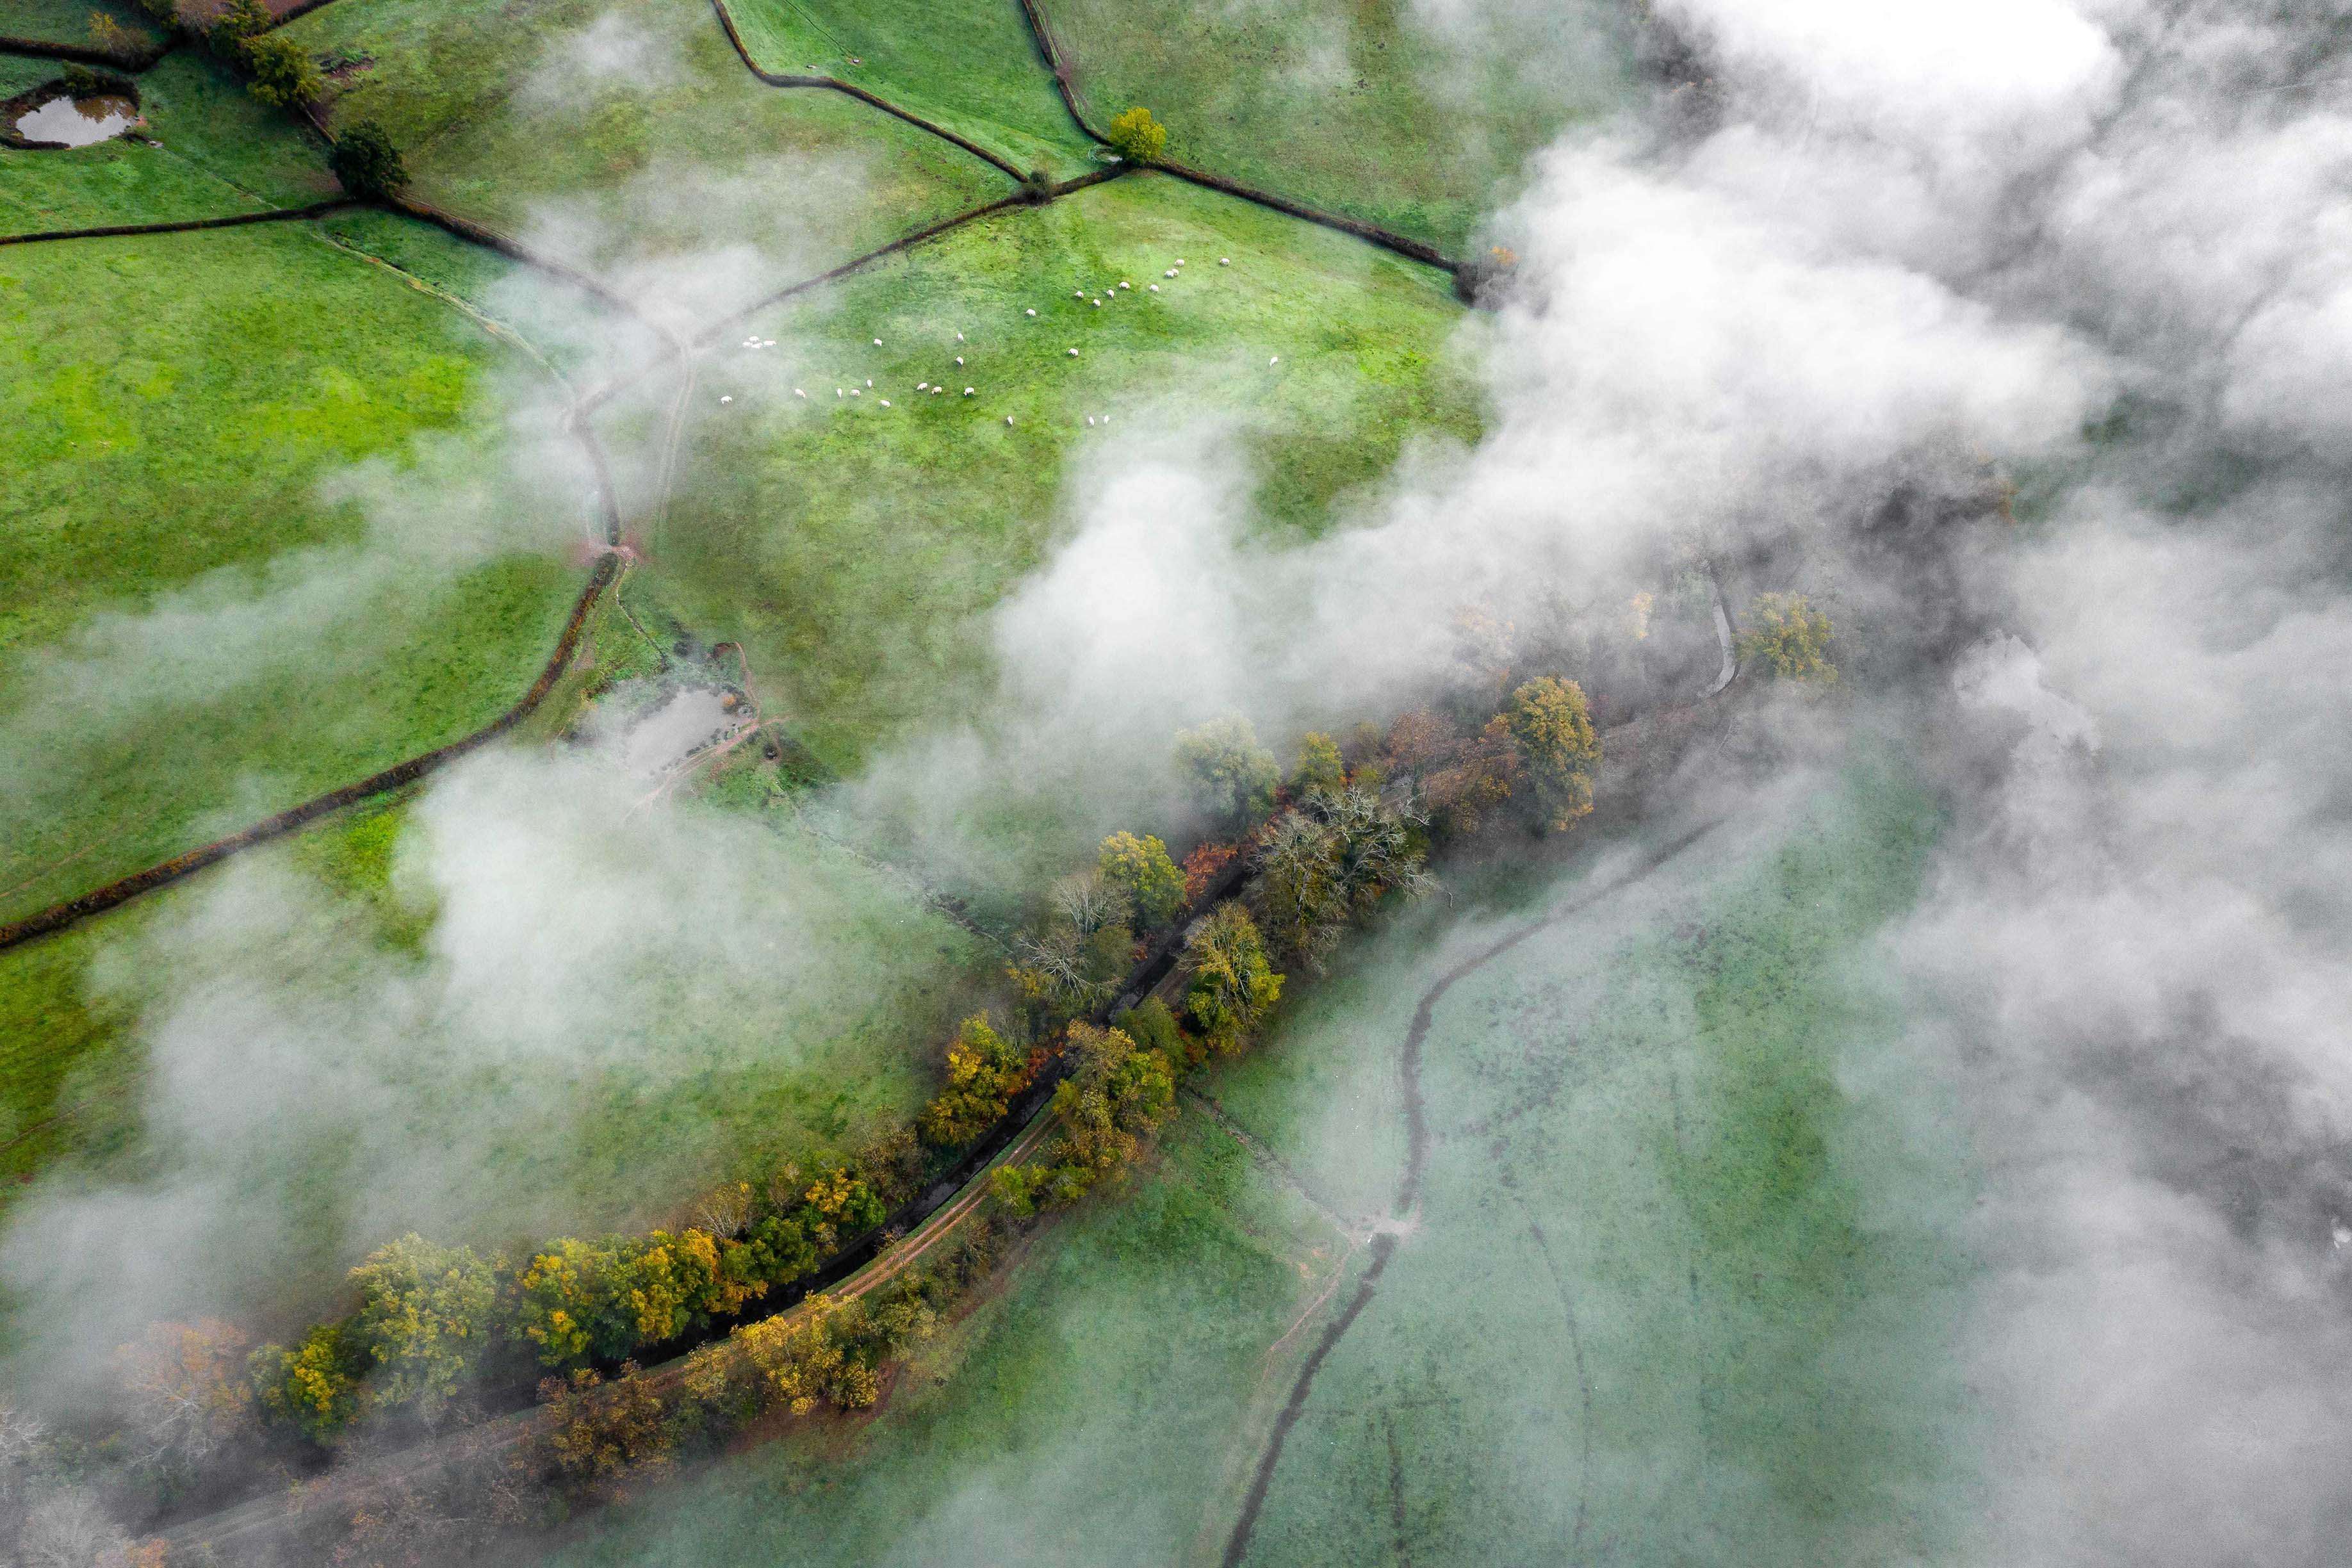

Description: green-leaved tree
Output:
[1106,105,1167,163]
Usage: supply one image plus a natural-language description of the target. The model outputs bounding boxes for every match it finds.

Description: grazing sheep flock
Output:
[717,254,1266,431]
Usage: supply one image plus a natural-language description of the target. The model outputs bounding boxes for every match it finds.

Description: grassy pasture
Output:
[523,753,1978,1566]
[628,171,1479,776]
[0,49,334,233]
[0,219,591,924]
[1043,0,1635,254]
[0,737,993,1341]
[720,0,1097,180]
[285,0,1012,325]
[0,0,163,49]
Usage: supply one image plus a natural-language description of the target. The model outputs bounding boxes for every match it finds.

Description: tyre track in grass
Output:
[1219,815,1732,1567]
[1011,0,1461,276]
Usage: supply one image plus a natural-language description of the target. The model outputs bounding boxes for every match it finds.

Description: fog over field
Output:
[4,0,2350,1560]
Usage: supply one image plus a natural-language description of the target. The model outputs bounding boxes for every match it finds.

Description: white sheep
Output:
[956,355,964,365]
[1068,347,1079,356]
[880,398,891,406]
[795,388,806,398]
[1148,284,1159,292]
[1164,269,1176,277]
[720,395,733,403]
[1006,414,1014,425]
[1087,416,1096,427]
[918,382,929,390]
[1220,257,1230,265]
[956,332,965,341]
[1270,355,1280,366]
[964,387,975,395]
[873,338,883,346]
[1120,281,1131,290]
[1027,308,1038,316]
[851,388,861,396]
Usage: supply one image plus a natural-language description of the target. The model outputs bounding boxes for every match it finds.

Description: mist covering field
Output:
[4,0,2351,1561]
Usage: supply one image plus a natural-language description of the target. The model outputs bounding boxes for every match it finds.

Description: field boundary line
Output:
[1010,0,1460,275]
[706,0,1029,182]
[0,32,171,69]
[0,197,353,248]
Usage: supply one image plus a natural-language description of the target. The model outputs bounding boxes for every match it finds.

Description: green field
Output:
[523,749,1979,1566]
[286,0,1013,323]
[0,49,334,233]
[0,0,164,49]
[719,0,1097,179]
[1044,0,1635,254]
[0,219,591,924]
[629,170,1478,776]
[0,749,994,1346]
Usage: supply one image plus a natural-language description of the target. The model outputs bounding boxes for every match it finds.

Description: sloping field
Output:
[0,219,589,924]
[521,754,1978,1566]
[0,49,334,233]
[1040,0,1635,255]
[286,0,1013,324]
[718,0,1097,180]
[0,760,994,1348]
[629,170,1480,774]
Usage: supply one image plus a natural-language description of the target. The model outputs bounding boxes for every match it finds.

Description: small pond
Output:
[13,93,140,148]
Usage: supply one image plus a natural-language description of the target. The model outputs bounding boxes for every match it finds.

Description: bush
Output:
[242,31,322,108]
[537,1366,673,1496]
[206,0,268,52]
[1105,105,1167,163]
[85,15,143,60]
[329,118,408,199]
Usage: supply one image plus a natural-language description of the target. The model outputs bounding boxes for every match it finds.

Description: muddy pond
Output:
[13,93,139,147]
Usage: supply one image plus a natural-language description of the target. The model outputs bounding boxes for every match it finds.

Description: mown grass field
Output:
[286,0,1013,323]
[1044,0,1635,254]
[632,170,1479,775]
[0,219,589,924]
[0,49,334,232]
[720,0,1096,180]
[520,748,1980,1567]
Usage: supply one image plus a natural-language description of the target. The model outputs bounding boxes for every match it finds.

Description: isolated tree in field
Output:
[348,1235,498,1422]
[1738,592,1837,684]
[1182,901,1283,1053]
[1098,831,1184,925]
[1291,731,1346,797]
[1175,716,1279,828]
[329,118,408,199]
[1505,675,1600,831]
[241,31,322,107]
[1106,105,1167,163]
[114,1319,252,1472]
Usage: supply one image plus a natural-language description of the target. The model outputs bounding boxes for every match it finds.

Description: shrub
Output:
[1175,717,1278,828]
[348,1235,499,1422]
[1098,831,1184,926]
[1182,903,1283,1054]
[1105,105,1167,163]
[1503,676,1599,832]
[1738,592,1837,684]
[242,31,322,107]
[329,118,408,199]
[86,14,143,60]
